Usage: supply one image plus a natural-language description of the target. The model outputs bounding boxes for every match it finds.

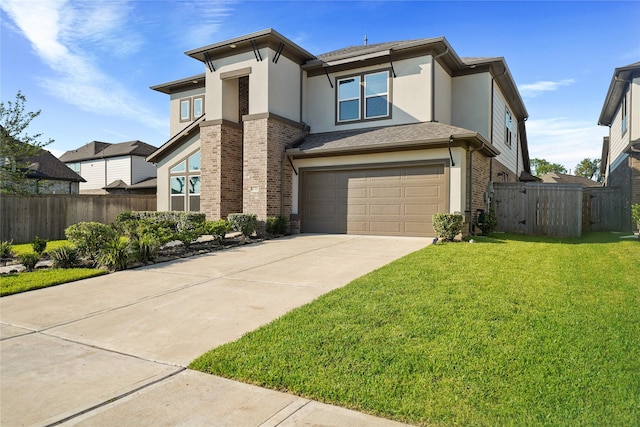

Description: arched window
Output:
[169,150,201,211]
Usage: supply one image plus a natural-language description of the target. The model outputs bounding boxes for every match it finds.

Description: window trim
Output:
[193,95,205,119]
[621,95,628,136]
[180,98,191,122]
[168,149,201,212]
[335,68,392,125]
[505,109,514,149]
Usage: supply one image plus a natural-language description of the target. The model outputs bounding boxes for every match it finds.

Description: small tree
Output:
[575,158,601,182]
[531,158,567,177]
[0,92,54,193]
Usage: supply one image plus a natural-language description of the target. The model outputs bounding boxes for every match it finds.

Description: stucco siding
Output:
[169,87,206,136]
[451,73,491,140]
[434,60,452,124]
[268,54,302,122]
[291,147,466,215]
[304,55,433,133]
[155,133,201,211]
[131,156,157,184]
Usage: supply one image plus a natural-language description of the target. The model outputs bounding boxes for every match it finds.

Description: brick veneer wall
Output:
[242,114,304,227]
[199,120,243,220]
[608,152,640,231]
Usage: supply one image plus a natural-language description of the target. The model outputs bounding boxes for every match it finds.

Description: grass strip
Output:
[1,269,107,296]
[191,233,640,426]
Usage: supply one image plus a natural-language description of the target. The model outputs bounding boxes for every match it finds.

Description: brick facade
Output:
[608,152,640,231]
[199,120,243,220]
[242,114,303,227]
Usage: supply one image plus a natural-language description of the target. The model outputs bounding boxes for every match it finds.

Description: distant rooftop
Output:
[59,141,157,163]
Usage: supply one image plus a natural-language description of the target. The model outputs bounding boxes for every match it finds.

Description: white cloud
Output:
[178,1,235,48]
[1,0,163,129]
[526,118,607,172]
[519,79,575,98]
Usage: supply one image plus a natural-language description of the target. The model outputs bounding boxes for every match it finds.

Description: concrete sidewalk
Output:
[1,234,429,426]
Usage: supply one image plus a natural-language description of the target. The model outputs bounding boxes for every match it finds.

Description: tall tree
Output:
[0,91,54,193]
[574,158,601,181]
[530,158,567,177]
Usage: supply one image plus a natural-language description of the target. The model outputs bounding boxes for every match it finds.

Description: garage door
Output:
[300,163,448,237]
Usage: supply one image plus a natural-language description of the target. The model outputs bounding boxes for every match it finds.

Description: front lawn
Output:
[0,269,107,296]
[11,239,70,256]
[190,233,640,426]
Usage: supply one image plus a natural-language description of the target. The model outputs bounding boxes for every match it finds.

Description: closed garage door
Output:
[300,163,448,237]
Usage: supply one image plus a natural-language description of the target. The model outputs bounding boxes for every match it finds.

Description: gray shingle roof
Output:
[59,141,157,162]
[316,39,430,62]
[27,150,85,182]
[541,172,601,187]
[289,121,497,155]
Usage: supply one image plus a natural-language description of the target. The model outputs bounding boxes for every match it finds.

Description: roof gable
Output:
[27,150,85,182]
[60,140,157,162]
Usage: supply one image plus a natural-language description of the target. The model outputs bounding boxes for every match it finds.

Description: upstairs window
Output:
[505,109,514,149]
[180,99,191,122]
[337,70,390,124]
[193,96,204,118]
[169,150,201,211]
[621,95,628,136]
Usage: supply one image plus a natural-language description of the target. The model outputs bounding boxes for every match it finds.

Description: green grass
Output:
[0,268,107,296]
[190,233,640,426]
[11,240,71,256]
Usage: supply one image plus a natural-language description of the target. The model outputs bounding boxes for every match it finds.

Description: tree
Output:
[0,91,54,193]
[574,158,601,182]
[530,158,567,177]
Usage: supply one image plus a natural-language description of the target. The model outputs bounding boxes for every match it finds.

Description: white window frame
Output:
[193,96,204,118]
[621,95,628,136]
[169,151,201,212]
[337,76,361,123]
[180,99,191,122]
[364,71,389,119]
[505,109,514,149]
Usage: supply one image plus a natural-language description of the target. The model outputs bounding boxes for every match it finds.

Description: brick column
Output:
[242,113,304,227]
[199,120,243,220]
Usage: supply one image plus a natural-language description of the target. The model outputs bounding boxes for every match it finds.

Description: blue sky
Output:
[2,0,639,172]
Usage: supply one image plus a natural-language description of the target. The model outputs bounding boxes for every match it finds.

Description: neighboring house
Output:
[148,29,532,236]
[599,62,640,231]
[22,149,85,194]
[60,141,158,194]
[541,172,601,187]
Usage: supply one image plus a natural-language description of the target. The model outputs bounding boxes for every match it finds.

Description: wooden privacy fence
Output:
[493,183,624,237]
[1,194,156,243]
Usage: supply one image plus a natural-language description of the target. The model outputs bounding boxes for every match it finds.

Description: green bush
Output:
[478,209,498,236]
[433,213,464,241]
[115,211,206,233]
[266,216,287,236]
[632,204,640,225]
[0,240,13,258]
[18,252,40,272]
[65,222,117,265]
[227,213,258,237]
[98,237,131,271]
[132,232,161,263]
[205,220,229,240]
[31,236,47,255]
[49,245,79,269]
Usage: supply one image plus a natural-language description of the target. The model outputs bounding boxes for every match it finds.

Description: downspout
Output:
[431,48,449,122]
[467,141,486,235]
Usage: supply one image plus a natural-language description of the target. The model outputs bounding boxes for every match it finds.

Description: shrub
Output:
[31,236,47,255]
[132,232,160,263]
[98,237,131,271]
[266,216,287,236]
[65,222,117,265]
[632,204,640,225]
[432,213,464,241]
[205,220,229,241]
[18,252,40,272]
[478,209,498,236]
[0,240,13,258]
[228,213,258,237]
[49,245,79,268]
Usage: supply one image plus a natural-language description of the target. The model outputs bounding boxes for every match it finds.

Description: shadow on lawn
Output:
[474,232,637,245]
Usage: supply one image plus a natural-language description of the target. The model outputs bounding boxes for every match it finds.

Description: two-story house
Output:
[599,62,640,232]
[60,140,157,194]
[148,29,532,236]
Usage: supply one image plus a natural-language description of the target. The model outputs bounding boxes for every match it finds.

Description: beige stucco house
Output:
[148,29,533,236]
[599,62,640,232]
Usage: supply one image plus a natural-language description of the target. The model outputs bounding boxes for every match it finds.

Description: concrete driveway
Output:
[1,234,429,426]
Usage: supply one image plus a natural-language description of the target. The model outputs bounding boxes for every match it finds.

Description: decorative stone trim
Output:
[242,112,306,129]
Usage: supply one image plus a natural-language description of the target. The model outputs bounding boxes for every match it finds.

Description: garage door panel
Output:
[301,164,447,237]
